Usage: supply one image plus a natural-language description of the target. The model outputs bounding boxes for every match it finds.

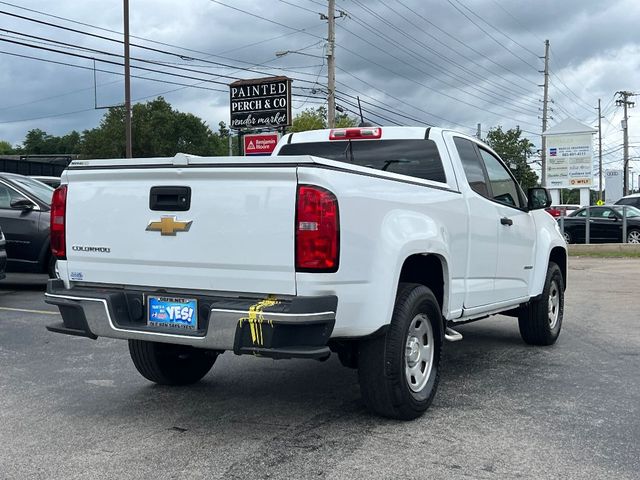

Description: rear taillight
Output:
[296,185,339,272]
[50,185,67,259]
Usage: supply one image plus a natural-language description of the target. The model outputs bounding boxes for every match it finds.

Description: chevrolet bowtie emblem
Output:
[146,216,193,236]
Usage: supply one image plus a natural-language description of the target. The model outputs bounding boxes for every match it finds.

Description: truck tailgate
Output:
[64,164,297,295]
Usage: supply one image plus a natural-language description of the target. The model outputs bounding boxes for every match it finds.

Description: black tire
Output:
[562,230,572,244]
[518,262,564,346]
[47,255,57,279]
[357,283,443,420]
[128,340,217,385]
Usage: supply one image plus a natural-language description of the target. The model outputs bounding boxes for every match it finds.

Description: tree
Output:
[80,97,227,158]
[485,126,539,191]
[0,140,14,155]
[20,128,81,154]
[289,106,358,133]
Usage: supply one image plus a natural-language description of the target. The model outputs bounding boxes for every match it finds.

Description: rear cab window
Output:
[279,139,447,184]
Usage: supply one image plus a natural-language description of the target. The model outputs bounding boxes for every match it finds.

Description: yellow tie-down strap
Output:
[238,296,280,346]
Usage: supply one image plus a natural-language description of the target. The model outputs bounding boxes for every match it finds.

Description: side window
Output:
[454,137,488,196]
[591,208,612,219]
[478,149,523,208]
[0,184,16,209]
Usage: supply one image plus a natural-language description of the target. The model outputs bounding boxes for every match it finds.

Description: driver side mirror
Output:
[10,198,35,210]
[527,187,551,210]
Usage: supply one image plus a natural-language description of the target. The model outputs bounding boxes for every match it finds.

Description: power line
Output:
[0,1,324,71]
[390,0,538,90]
[343,0,540,114]
[0,10,324,87]
[444,0,540,71]
[336,40,540,128]
[451,0,540,58]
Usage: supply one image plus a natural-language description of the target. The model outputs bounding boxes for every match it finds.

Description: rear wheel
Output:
[518,262,564,346]
[128,340,217,385]
[562,230,572,244]
[47,255,58,278]
[627,229,640,244]
[358,283,443,420]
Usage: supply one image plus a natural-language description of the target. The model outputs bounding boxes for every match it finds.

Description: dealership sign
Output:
[229,76,292,130]
[244,133,279,156]
[545,134,593,188]
[605,170,623,204]
[542,118,597,189]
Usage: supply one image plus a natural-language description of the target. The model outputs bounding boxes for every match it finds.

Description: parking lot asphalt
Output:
[0,258,639,480]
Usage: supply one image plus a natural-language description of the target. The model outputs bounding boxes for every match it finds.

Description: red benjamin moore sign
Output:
[244,133,279,156]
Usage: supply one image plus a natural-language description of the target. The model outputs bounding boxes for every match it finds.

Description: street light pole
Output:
[327,0,336,128]
[124,0,132,158]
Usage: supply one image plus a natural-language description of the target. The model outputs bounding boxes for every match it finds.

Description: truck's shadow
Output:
[61,316,549,430]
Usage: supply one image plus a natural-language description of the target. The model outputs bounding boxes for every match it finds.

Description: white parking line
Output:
[0,307,59,315]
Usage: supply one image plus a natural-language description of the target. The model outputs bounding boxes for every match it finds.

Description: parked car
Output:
[614,193,640,209]
[0,225,6,280]
[545,204,582,218]
[30,176,61,189]
[0,173,56,277]
[558,205,640,243]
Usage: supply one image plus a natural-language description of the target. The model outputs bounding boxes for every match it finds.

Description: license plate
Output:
[147,296,198,332]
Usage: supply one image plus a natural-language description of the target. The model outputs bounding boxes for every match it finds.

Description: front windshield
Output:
[613,205,640,218]
[8,175,54,204]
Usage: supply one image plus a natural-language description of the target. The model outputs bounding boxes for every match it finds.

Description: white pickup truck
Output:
[45,126,567,420]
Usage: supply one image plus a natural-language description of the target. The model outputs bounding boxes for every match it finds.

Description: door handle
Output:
[500,217,513,226]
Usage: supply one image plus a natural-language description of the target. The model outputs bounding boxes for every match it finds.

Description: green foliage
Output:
[0,140,14,154]
[80,98,227,158]
[484,126,539,191]
[289,106,358,133]
[20,129,81,154]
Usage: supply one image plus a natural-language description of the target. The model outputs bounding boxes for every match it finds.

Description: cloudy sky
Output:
[1,0,639,182]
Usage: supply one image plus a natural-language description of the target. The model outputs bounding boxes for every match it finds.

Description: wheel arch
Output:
[397,253,448,315]
[549,246,567,291]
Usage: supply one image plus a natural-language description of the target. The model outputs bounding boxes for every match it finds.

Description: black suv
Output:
[615,194,640,209]
[0,173,55,277]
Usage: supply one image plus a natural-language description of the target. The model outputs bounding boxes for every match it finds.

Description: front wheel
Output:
[128,340,217,385]
[358,283,443,420]
[627,229,640,244]
[518,262,564,345]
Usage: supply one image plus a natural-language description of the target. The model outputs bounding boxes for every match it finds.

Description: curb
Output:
[568,243,640,255]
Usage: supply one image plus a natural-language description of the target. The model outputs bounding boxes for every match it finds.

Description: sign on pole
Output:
[605,170,624,204]
[244,133,280,156]
[545,134,593,188]
[229,76,292,130]
[542,118,597,190]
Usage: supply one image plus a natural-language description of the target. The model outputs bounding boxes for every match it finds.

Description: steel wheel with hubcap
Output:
[405,314,434,393]
[547,277,561,330]
[518,261,564,346]
[358,283,443,420]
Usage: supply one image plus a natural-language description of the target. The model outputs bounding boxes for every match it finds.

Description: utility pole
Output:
[476,123,481,139]
[597,99,603,202]
[539,39,550,187]
[616,91,636,196]
[327,0,336,128]
[124,0,132,158]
